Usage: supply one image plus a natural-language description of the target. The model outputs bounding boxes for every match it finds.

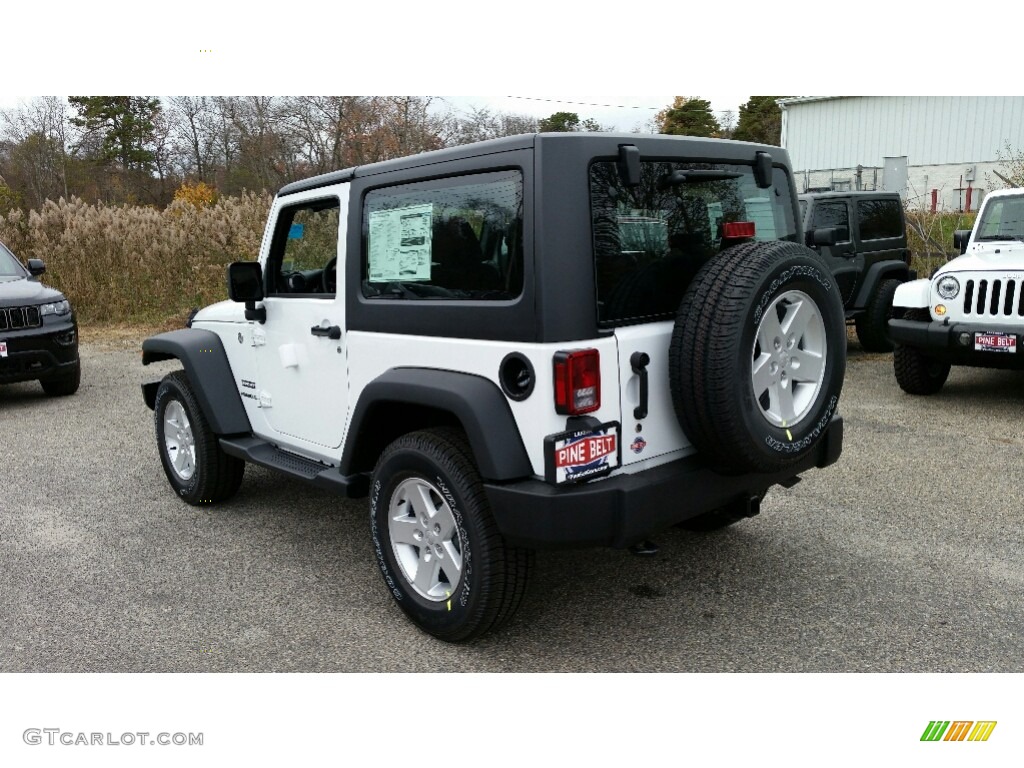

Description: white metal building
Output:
[778,96,1024,211]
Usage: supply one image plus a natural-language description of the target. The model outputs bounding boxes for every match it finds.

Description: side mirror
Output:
[227,261,266,323]
[27,258,46,276]
[809,227,840,247]
[953,230,971,255]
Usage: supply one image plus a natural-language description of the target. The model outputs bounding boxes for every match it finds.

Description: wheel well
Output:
[346,402,461,475]
[853,262,912,308]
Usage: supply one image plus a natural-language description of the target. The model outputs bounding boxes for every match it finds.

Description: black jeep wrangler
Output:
[800,191,914,352]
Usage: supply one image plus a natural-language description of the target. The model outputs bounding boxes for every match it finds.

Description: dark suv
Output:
[800,191,914,352]
[0,240,80,396]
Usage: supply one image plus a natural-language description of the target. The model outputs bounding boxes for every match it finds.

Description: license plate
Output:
[0,341,7,358]
[544,422,620,484]
[974,332,1017,353]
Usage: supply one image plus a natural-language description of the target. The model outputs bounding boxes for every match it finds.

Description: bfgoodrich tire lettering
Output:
[370,428,532,642]
[669,241,846,473]
[153,370,244,505]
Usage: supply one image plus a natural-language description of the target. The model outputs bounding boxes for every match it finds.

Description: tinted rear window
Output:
[856,198,903,240]
[591,161,798,326]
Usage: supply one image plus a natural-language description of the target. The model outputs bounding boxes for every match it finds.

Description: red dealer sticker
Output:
[975,332,1017,353]
[544,422,620,484]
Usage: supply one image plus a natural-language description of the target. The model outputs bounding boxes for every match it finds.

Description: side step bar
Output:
[219,436,369,498]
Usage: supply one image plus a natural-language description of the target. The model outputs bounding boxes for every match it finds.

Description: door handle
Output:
[310,324,341,340]
[630,351,650,420]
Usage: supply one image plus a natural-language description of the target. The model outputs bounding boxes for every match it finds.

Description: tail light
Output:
[553,349,600,415]
[722,221,755,238]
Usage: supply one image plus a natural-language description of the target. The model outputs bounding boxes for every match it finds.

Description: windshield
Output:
[0,241,27,279]
[976,195,1024,241]
[591,160,798,325]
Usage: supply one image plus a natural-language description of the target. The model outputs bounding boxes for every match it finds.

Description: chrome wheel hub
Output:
[388,477,463,601]
[751,290,827,428]
[163,400,197,481]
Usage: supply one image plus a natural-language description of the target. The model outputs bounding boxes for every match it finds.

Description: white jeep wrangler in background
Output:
[889,187,1024,394]
[141,133,846,641]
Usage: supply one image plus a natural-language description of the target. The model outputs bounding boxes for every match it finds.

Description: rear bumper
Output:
[888,318,1024,367]
[484,416,843,549]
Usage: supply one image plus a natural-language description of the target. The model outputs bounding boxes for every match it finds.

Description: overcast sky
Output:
[0,95,748,134]
[436,95,748,132]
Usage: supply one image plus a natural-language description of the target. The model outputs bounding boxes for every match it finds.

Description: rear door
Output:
[854,195,907,265]
[590,158,801,467]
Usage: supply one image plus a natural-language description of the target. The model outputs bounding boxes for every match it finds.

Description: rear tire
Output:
[370,428,532,642]
[855,278,901,352]
[154,370,244,504]
[893,310,951,395]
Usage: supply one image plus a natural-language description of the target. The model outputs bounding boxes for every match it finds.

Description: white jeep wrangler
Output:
[141,133,846,641]
[890,187,1024,394]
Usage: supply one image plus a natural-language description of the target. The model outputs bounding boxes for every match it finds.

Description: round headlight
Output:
[936,276,960,300]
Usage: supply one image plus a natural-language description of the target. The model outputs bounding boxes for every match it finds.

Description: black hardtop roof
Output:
[277,132,789,197]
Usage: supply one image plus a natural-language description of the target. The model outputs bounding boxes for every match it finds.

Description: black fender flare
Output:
[340,368,533,481]
[141,328,251,436]
[852,260,912,309]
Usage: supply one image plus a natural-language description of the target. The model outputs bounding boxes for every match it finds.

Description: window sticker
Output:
[288,223,305,240]
[368,204,434,282]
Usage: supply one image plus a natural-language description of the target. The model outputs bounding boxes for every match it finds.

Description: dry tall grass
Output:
[0,193,271,325]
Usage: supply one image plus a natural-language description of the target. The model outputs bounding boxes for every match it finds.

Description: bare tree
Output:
[166,96,218,181]
[0,96,74,206]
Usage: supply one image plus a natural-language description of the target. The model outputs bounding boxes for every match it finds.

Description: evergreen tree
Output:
[655,97,721,138]
[731,96,786,146]
[69,96,161,171]
[538,111,602,132]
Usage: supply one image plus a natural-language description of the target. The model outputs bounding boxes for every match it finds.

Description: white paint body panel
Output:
[193,180,696,478]
[893,279,931,308]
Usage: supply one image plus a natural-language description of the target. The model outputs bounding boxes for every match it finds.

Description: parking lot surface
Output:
[1,337,1022,672]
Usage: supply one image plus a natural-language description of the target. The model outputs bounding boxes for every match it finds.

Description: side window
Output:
[857,198,903,240]
[267,198,340,296]
[362,170,524,301]
[810,201,851,242]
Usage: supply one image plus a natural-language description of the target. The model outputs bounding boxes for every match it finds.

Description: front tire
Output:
[893,310,951,395]
[370,428,532,642]
[41,365,81,396]
[153,370,244,504]
[855,278,901,352]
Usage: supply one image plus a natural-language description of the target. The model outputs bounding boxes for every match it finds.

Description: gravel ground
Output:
[1,337,1022,672]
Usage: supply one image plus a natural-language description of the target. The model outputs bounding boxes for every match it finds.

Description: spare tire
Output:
[669,240,846,474]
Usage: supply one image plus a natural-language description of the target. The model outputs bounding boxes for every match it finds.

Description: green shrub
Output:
[905,209,976,277]
[0,193,271,325]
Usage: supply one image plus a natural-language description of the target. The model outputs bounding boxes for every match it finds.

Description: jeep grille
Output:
[0,305,42,330]
[962,279,1024,318]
